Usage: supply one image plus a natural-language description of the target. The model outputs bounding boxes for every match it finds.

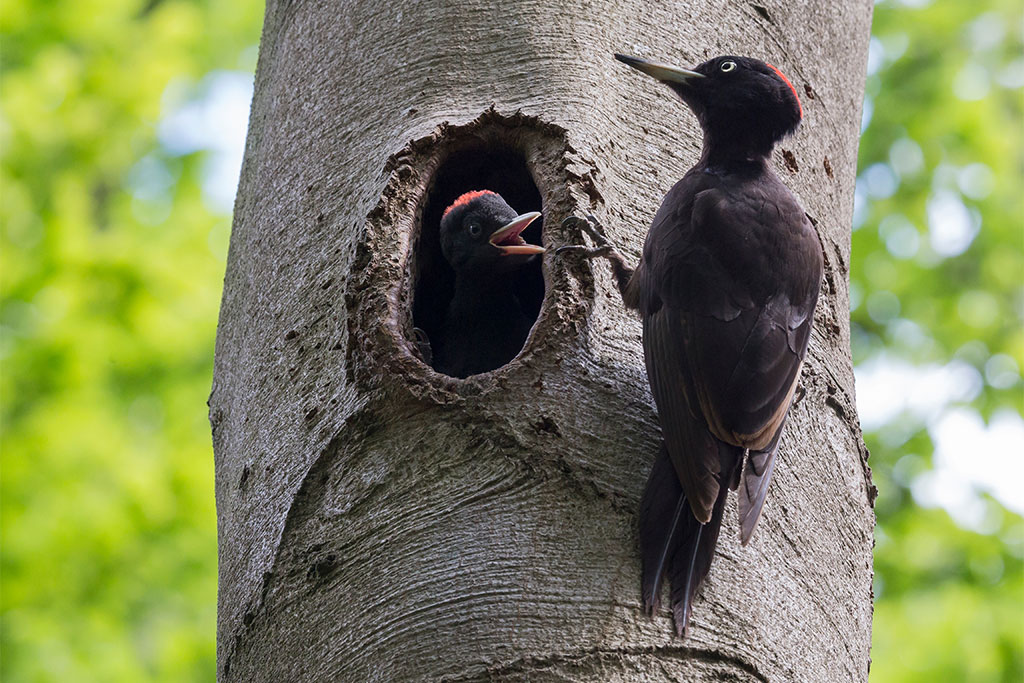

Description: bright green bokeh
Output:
[1,0,262,680]
[1,0,1020,680]
[856,1,1024,681]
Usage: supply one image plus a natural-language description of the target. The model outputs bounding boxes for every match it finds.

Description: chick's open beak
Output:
[489,211,545,255]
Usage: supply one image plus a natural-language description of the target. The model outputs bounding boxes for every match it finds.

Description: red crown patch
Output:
[442,190,497,219]
[767,63,802,119]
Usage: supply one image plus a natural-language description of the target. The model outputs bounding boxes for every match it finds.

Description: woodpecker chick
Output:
[563,54,822,637]
[432,190,544,378]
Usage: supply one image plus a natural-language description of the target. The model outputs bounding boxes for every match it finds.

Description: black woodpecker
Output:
[561,54,823,636]
[432,190,544,378]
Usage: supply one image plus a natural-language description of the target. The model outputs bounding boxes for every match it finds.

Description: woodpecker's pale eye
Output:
[720,61,737,73]
[467,222,482,237]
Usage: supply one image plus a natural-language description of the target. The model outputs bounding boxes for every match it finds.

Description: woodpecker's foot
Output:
[555,243,616,259]
[556,215,616,258]
[557,215,635,301]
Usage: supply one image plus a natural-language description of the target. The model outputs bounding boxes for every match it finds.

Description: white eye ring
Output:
[721,60,737,73]
[468,223,482,237]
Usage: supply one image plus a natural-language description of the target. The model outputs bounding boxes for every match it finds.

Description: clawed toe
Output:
[555,214,635,301]
[556,244,612,259]
[584,214,608,239]
[560,214,611,254]
[560,216,584,230]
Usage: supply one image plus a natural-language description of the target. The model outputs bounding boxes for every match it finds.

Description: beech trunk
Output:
[211,1,875,680]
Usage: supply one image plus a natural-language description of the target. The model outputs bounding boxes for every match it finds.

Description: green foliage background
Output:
[1,0,1020,680]
[855,1,1023,680]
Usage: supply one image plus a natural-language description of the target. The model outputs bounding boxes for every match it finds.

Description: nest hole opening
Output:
[411,144,545,378]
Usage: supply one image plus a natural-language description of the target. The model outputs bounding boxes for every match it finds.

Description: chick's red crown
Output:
[442,190,497,219]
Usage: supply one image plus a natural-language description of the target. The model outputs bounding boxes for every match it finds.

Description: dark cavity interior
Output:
[411,144,544,377]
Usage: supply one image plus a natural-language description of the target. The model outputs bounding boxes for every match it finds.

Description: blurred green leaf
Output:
[1,0,262,680]
[857,1,1024,681]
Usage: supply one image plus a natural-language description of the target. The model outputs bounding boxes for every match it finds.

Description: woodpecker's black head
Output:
[615,53,803,158]
[439,190,544,274]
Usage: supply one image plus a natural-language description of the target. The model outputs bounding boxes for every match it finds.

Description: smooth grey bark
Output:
[211,1,875,680]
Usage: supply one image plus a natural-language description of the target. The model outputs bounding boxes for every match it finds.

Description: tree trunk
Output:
[211,1,875,680]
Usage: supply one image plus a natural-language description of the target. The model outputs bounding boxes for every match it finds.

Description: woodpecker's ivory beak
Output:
[615,53,704,85]
[489,212,545,255]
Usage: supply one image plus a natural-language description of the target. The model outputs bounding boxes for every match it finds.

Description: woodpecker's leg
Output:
[557,215,635,300]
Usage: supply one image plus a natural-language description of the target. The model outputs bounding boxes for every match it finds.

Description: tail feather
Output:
[639,444,686,615]
[669,484,728,637]
[639,445,729,636]
[673,519,703,634]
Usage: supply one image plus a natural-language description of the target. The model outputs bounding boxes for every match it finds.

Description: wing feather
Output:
[638,172,822,539]
[642,308,723,522]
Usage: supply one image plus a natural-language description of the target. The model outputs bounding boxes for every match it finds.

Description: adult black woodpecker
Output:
[561,54,822,636]
[431,190,544,378]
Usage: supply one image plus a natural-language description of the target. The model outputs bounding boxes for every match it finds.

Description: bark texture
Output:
[211,1,875,680]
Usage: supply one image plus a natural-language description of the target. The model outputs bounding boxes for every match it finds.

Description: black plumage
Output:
[563,54,822,636]
[431,191,544,378]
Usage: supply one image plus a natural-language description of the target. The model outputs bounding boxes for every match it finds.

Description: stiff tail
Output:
[639,444,686,615]
[639,444,729,637]
[669,483,728,636]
